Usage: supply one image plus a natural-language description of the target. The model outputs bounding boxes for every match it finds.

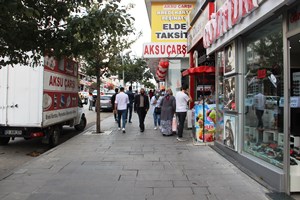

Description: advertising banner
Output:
[43,56,79,126]
[194,104,218,142]
[224,114,237,151]
[151,2,194,43]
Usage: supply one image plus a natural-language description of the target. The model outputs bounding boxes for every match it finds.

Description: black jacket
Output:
[126,90,135,104]
[134,94,149,112]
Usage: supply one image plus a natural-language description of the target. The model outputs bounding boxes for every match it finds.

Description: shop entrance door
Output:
[288,33,300,192]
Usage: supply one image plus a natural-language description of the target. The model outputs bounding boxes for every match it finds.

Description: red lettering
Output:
[204,0,259,48]
[49,75,63,87]
[290,12,300,23]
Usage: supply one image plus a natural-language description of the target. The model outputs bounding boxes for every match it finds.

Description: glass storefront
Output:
[215,51,224,143]
[243,16,284,168]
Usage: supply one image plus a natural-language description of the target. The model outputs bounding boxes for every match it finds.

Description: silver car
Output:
[100,95,113,111]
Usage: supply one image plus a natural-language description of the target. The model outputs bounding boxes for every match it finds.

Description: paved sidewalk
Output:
[0,113,274,200]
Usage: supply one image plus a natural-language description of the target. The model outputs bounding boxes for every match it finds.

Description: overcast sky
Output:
[121,0,151,57]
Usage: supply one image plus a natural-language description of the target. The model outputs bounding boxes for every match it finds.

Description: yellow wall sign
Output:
[151,2,194,43]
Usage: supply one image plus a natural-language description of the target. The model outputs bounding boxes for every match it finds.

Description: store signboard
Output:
[151,2,194,43]
[203,0,263,48]
[187,3,214,52]
[143,42,188,58]
[288,5,300,32]
[223,114,237,151]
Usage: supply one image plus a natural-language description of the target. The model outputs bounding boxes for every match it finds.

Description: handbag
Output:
[172,115,177,132]
[154,107,161,114]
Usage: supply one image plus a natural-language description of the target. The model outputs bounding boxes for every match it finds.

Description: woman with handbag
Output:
[150,91,163,130]
[160,88,176,136]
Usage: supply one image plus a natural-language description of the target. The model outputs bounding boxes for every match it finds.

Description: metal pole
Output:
[203,72,205,143]
[121,54,124,87]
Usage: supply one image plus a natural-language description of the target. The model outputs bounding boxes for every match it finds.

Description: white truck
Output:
[0,56,87,146]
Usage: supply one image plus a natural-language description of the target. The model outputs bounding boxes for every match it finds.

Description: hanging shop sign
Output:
[288,5,300,32]
[187,3,214,52]
[203,0,261,48]
[151,2,194,43]
[143,42,188,58]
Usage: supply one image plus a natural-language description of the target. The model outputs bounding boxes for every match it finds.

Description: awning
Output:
[182,66,215,77]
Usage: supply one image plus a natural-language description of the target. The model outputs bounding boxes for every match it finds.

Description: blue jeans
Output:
[117,109,127,129]
[153,112,161,127]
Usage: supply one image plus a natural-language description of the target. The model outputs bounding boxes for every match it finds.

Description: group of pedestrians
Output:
[112,86,136,133]
[152,85,192,141]
[109,85,192,141]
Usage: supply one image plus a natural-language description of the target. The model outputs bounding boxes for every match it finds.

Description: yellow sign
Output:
[151,2,194,43]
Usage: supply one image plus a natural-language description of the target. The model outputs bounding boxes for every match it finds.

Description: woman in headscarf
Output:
[159,88,176,136]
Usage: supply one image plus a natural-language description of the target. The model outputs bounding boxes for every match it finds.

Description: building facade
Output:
[187,0,300,194]
[143,0,196,93]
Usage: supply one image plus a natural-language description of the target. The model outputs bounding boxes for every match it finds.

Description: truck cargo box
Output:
[0,56,79,128]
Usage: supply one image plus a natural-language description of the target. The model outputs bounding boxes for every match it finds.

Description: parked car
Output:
[99,95,113,111]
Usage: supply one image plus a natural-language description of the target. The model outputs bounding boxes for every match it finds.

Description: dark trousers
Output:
[112,104,117,121]
[127,103,133,122]
[137,108,147,131]
[117,109,127,129]
[176,112,187,138]
[255,109,264,128]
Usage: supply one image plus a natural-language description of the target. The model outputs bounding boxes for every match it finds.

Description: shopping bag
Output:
[172,115,177,132]
[154,107,161,114]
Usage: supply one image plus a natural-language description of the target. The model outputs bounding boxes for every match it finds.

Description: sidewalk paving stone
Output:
[0,112,288,200]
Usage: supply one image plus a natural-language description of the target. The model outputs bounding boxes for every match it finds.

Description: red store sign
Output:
[203,0,260,48]
[143,42,188,58]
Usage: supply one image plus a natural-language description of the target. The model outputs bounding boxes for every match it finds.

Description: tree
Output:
[0,0,99,68]
[142,80,156,89]
[121,57,153,86]
[66,1,136,133]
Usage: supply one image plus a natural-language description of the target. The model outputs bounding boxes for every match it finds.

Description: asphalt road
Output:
[0,105,112,178]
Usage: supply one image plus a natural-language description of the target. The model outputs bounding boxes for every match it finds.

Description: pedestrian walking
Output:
[175,85,192,141]
[150,91,163,130]
[126,86,134,123]
[111,88,119,122]
[88,92,94,111]
[134,88,149,132]
[148,89,154,100]
[160,88,176,136]
[114,87,129,133]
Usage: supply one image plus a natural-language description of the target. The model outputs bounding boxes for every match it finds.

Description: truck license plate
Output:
[4,130,22,135]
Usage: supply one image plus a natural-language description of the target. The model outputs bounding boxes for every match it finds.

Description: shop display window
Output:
[215,51,224,143]
[243,16,284,168]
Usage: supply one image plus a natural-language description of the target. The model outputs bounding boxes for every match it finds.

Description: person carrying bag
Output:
[150,92,162,130]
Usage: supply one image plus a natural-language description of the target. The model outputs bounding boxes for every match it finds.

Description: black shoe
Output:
[129,121,132,123]
[140,129,144,132]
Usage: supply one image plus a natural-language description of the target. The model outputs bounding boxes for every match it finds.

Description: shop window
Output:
[243,16,284,168]
[215,50,224,143]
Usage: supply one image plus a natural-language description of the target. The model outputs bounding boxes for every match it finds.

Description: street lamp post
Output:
[121,50,132,87]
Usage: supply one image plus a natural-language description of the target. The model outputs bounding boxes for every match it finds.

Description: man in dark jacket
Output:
[126,86,134,123]
[134,88,150,132]
[111,88,119,122]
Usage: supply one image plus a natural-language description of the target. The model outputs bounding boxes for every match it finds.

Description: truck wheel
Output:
[49,126,61,147]
[75,116,86,131]
[0,137,10,145]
